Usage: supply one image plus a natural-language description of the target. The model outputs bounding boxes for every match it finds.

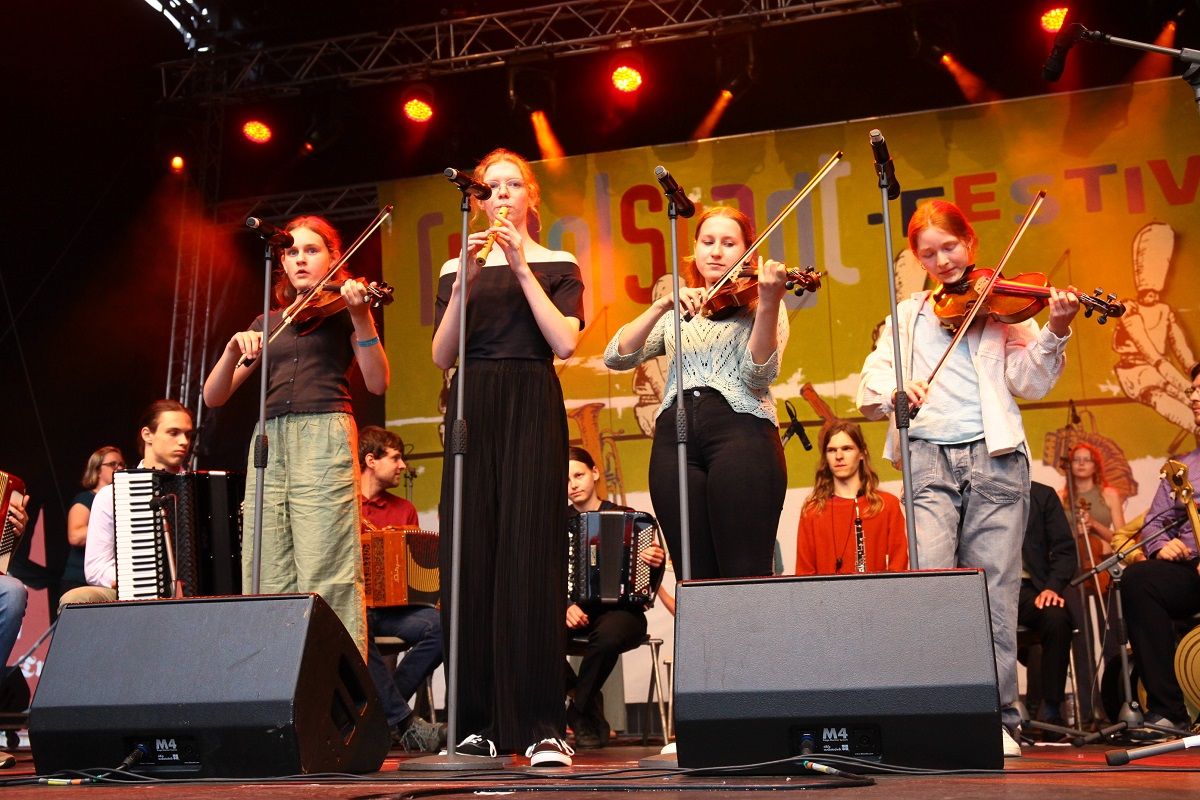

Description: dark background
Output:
[3,0,1194,589]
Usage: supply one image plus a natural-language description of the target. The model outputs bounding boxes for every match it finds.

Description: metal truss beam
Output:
[162,0,900,102]
[215,183,382,225]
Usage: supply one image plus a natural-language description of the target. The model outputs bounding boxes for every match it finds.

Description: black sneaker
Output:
[394,716,447,753]
[525,737,574,767]
[573,719,603,749]
[442,733,498,757]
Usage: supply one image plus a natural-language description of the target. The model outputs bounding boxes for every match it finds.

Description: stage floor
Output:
[2,738,1199,798]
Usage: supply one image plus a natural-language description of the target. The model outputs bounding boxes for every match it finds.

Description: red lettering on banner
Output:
[1063,164,1117,212]
[1125,167,1146,214]
[620,184,665,304]
[952,173,1000,221]
[1147,156,1200,205]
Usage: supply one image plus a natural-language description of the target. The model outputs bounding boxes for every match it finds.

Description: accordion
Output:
[359,525,440,608]
[113,469,243,601]
[568,509,662,609]
[0,471,26,575]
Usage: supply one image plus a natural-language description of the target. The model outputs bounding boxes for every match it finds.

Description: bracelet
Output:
[356,336,380,348]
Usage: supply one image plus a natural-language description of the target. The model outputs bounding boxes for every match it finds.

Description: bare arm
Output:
[747,259,788,364]
[343,281,389,395]
[67,502,89,548]
[203,330,262,407]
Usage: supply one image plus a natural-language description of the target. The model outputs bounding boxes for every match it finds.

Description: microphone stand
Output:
[406,185,507,771]
[1070,522,1194,745]
[873,155,919,568]
[639,193,691,770]
[1076,26,1200,115]
[249,242,272,594]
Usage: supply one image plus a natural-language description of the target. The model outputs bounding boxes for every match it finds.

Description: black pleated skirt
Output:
[438,358,568,751]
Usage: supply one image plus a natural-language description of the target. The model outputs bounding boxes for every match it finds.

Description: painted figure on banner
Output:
[1112,222,1198,447]
[631,274,673,438]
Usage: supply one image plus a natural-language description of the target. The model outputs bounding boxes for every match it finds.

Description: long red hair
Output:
[684,206,757,313]
[471,148,542,229]
[907,199,978,261]
[271,215,346,308]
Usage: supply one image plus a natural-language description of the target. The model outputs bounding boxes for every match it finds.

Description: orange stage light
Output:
[403,97,434,123]
[611,65,644,93]
[169,155,185,173]
[1041,8,1069,34]
[692,89,734,140]
[242,120,272,144]
[530,110,565,164]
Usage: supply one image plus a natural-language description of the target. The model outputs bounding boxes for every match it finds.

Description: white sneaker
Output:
[1002,727,1022,758]
[659,741,677,755]
[525,737,574,767]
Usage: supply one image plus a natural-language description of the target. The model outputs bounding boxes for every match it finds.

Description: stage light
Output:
[1041,8,1069,34]
[170,155,185,173]
[1128,18,1179,81]
[940,52,1001,104]
[609,45,645,94]
[509,66,556,114]
[402,84,435,123]
[242,120,272,144]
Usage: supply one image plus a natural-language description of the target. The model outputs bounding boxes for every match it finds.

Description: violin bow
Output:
[686,151,844,321]
[923,191,1046,390]
[239,204,394,368]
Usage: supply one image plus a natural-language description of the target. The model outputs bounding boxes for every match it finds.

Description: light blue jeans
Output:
[0,575,27,666]
[908,439,1029,735]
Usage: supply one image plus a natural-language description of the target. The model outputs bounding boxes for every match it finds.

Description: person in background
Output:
[63,446,125,590]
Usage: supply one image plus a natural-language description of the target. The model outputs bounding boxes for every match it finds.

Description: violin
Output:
[932,267,1126,333]
[290,278,395,333]
[703,264,824,320]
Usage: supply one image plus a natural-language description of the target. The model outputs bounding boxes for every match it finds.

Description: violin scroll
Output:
[1081,288,1125,325]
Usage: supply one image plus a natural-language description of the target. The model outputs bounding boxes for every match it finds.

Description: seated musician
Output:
[565,446,665,749]
[1122,363,1200,738]
[357,426,446,753]
[795,420,908,575]
[0,491,29,769]
[59,400,194,608]
[1017,481,1076,730]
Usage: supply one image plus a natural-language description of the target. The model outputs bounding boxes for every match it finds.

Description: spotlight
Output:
[1040,7,1069,34]
[530,110,565,162]
[609,45,645,94]
[509,66,556,114]
[402,84,435,123]
[300,114,344,156]
[170,155,185,173]
[242,120,272,144]
[692,89,734,140]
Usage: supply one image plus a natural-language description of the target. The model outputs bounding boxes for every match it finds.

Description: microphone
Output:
[654,166,696,219]
[1069,399,1081,425]
[780,400,812,451]
[443,168,492,200]
[869,130,900,201]
[1043,22,1085,82]
[246,217,294,248]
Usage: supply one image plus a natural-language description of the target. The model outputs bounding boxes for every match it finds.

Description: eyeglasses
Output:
[484,179,524,192]
[101,461,126,469]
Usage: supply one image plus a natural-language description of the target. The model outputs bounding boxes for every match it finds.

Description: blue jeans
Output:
[366,606,443,728]
[909,439,1028,734]
[0,575,28,665]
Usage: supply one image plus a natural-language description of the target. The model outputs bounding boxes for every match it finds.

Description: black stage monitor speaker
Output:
[674,569,1002,771]
[29,594,390,777]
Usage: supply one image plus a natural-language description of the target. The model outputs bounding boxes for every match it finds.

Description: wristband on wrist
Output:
[356,336,380,348]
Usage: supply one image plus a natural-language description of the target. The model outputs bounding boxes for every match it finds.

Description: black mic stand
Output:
[639,192,692,770]
[872,149,919,568]
[249,242,273,594]
[1075,26,1200,115]
[1071,528,1194,745]
[406,185,507,771]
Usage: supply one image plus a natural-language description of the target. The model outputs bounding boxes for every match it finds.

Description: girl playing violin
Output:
[856,199,1079,757]
[796,420,908,575]
[203,215,389,657]
[604,206,789,580]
